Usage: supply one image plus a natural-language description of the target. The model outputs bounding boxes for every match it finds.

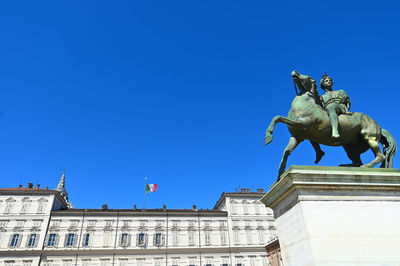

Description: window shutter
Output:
[145,234,148,246]
[55,234,60,247]
[162,234,165,246]
[73,234,78,247]
[44,234,49,247]
[25,234,31,247]
[119,234,122,246]
[64,234,68,247]
[153,234,156,246]
[136,233,139,246]
[17,234,22,247]
[34,234,39,247]
[127,234,131,246]
[8,234,13,247]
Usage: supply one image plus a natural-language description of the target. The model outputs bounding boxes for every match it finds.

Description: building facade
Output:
[0,174,276,266]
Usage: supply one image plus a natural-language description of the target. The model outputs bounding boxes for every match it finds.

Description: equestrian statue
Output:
[265,70,396,181]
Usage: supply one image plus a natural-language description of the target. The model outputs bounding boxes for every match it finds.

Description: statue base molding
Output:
[261,165,400,265]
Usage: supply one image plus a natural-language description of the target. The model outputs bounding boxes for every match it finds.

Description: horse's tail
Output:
[380,129,397,168]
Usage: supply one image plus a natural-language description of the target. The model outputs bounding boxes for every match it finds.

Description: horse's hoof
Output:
[314,151,325,164]
[265,134,273,145]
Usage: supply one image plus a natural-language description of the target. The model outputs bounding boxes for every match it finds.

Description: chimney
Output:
[18,184,22,188]
[37,184,40,189]
[163,204,167,211]
[241,188,246,193]
[257,188,264,193]
[133,205,137,210]
[28,182,33,188]
[102,204,108,210]
[193,204,197,211]
[247,188,251,192]
[46,186,49,190]
[235,188,238,192]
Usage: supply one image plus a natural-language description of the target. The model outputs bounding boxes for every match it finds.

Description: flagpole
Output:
[144,177,147,209]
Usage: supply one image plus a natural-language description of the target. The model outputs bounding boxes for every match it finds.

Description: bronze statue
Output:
[265,70,396,180]
[319,73,352,140]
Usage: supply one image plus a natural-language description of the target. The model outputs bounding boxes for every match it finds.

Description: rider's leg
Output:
[327,107,340,139]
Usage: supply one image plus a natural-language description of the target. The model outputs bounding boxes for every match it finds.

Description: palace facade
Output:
[0,173,277,266]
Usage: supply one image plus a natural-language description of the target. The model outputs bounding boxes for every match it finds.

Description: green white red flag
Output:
[145,183,157,193]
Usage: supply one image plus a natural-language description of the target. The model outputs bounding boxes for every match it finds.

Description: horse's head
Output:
[291,70,317,95]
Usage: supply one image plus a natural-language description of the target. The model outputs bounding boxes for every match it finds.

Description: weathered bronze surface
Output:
[265,71,396,180]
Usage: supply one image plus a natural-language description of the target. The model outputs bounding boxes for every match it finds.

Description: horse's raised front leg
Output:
[265,115,303,146]
[361,136,385,168]
[310,141,325,164]
[277,136,302,181]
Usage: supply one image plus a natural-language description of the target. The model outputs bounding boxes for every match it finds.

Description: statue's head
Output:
[320,73,333,91]
[291,70,316,94]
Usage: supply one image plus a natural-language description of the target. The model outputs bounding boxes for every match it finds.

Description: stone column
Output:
[261,165,400,266]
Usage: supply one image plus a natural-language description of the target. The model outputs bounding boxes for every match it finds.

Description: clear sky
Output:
[0,1,399,209]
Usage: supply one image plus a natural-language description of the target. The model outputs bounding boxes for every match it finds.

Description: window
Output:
[37,203,45,213]
[23,261,32,266]
[0,220,8,227]
[123,220,131,226]
[205,258,213,266]
[43,261,53,266]
[235,257,242,266]
[154,233,163,246]
[27,234,38,247]
[81,260,90,266]
[156,220,163,227]
[21,203,29,213]
[103,231,112,246]
[47,233,57,247]
[245,220,250,227]
[188,220,195,227]
[233,230,239,244]
[105,220,113,227]
[137,232,146,246]
[119,259,128,266]
[172,221,179,227]
[221,257,229,266]
[204,231,211,245]
[16,220,26,226]
[246,230,252,244]
[140,220,147,227]
[204,221,210,227]
[120,233,130,246]
[136,259,144,266]
[154,258,162,266]
[9,233,21,247]
[261,257,268,266]
[100,259,110,266]
[219,221,226,227]
[232,220,238,227]
[88,220,96,226]
[258,230,264,243]
[188,231,195,245]
[171,258,179,266]
[188,258,196,266]
[5,203,13,214]
[5,261,15,266]
[230,202,236,214]
[70,220,79,226]
[172,231,178,245]
[83,233,91,247]
[65,233,76,247]
[249,257,255,266]
[51,220,60,227]
[220,231,226,245]
[62,260,72,266]
[33,220,42,227]
[243,202,248,214]
[254,204,260,215]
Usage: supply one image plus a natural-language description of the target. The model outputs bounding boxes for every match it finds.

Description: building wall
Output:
[0,188,275,266]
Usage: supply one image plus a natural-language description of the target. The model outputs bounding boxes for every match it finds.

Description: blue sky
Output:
[0,1,399,209]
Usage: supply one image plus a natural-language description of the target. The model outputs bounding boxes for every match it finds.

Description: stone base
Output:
[261,166,400,266]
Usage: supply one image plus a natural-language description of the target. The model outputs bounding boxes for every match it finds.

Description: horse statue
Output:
[265,70,396,181]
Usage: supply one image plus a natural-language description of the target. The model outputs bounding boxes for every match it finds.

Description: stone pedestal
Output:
[261,166,400,266]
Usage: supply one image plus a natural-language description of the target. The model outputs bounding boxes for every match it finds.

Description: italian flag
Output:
[145,183,157,193]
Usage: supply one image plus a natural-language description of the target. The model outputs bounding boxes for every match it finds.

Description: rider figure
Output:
[319,73,351,140]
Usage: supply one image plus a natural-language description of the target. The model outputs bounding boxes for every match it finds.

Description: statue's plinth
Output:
[261,165,400,266]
